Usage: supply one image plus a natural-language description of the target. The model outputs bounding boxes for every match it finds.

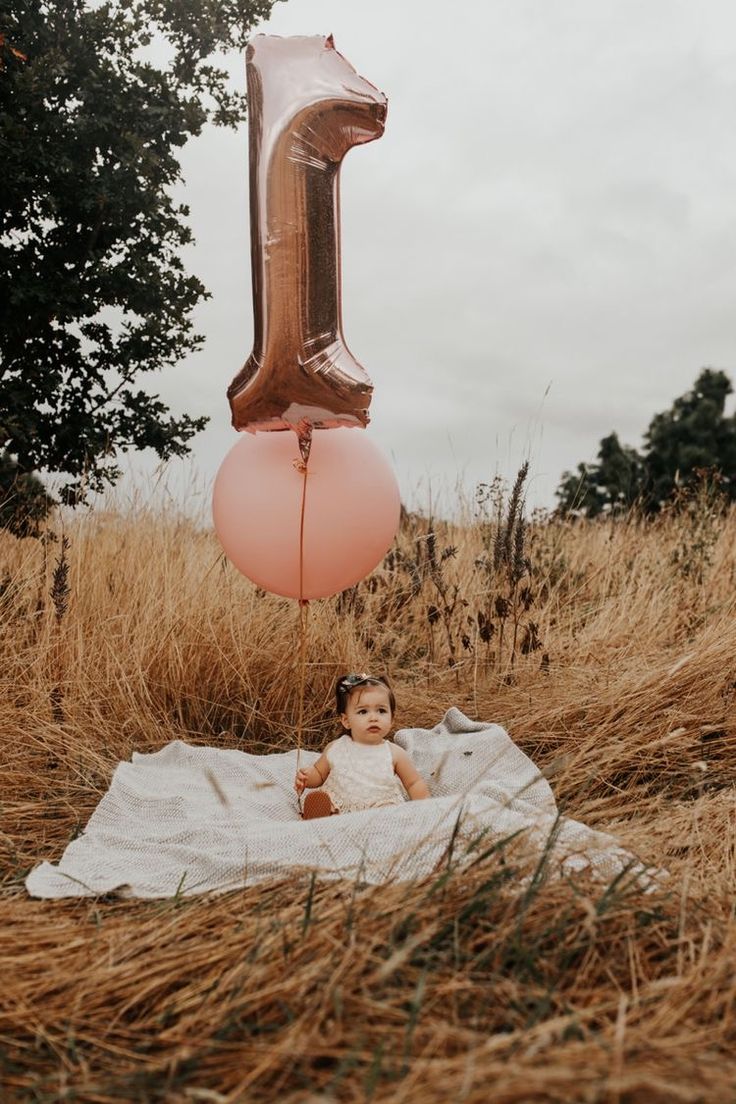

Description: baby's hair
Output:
[335,673,396,718]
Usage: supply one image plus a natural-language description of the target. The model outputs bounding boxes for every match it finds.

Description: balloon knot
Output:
[296,421,313,466]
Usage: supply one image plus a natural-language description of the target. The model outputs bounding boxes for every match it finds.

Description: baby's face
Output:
[341,685,393,745]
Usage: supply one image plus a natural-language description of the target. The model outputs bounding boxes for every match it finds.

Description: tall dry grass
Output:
[1,479,735,1102]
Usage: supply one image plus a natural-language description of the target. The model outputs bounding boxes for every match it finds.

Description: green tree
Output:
[0,0,273,517]
[556,431,644,517]
[643,368,736,507]
[557,368,736,515]
[0,449,51,536]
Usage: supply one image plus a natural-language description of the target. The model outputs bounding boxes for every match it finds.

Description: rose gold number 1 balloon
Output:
[227,34,388,436]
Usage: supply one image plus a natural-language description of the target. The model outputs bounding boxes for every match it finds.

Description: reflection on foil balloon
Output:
[212,428,401,600]
[227,34,388,436]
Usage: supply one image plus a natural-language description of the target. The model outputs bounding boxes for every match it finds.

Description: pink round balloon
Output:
[212,429,400,599]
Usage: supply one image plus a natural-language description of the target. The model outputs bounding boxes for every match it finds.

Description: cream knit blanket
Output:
[26,709,646,899]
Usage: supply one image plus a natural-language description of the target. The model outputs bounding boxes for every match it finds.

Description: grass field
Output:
[1,478,735,1102]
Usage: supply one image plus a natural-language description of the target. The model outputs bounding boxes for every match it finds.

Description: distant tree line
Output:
[556,368,736,516]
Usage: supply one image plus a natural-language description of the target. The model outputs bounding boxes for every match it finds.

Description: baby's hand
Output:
[295,769,309,795]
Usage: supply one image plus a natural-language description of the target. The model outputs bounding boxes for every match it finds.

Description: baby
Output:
[294,673,430,818]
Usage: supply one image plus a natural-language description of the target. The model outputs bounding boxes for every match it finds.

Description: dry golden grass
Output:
[1,490,735,1102]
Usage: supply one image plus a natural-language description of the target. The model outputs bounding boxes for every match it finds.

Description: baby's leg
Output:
[302,791,338,819]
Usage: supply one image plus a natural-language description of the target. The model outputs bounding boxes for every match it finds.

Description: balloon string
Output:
[295,450,310,811]
[295,599,309,784]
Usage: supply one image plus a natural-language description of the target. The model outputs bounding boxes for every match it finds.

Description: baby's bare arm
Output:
[392,746,430,800]
[295,750,331,794]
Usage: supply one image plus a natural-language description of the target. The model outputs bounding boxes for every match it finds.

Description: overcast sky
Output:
[112,0,736,517]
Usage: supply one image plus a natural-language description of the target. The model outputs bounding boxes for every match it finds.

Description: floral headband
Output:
[337,673,373,692]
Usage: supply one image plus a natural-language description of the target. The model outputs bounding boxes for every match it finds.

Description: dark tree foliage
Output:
[556,432,644,518]
[643,368,736,507]
[0,0,274,523]
[557,369,736,515]
[0,449,51,536]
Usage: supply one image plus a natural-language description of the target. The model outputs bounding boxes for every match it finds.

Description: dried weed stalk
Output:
[48,534,71,722]
[50,535,71,623]
[474,462,544,678]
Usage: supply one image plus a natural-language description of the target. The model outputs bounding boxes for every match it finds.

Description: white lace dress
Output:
[320,734,407,813]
